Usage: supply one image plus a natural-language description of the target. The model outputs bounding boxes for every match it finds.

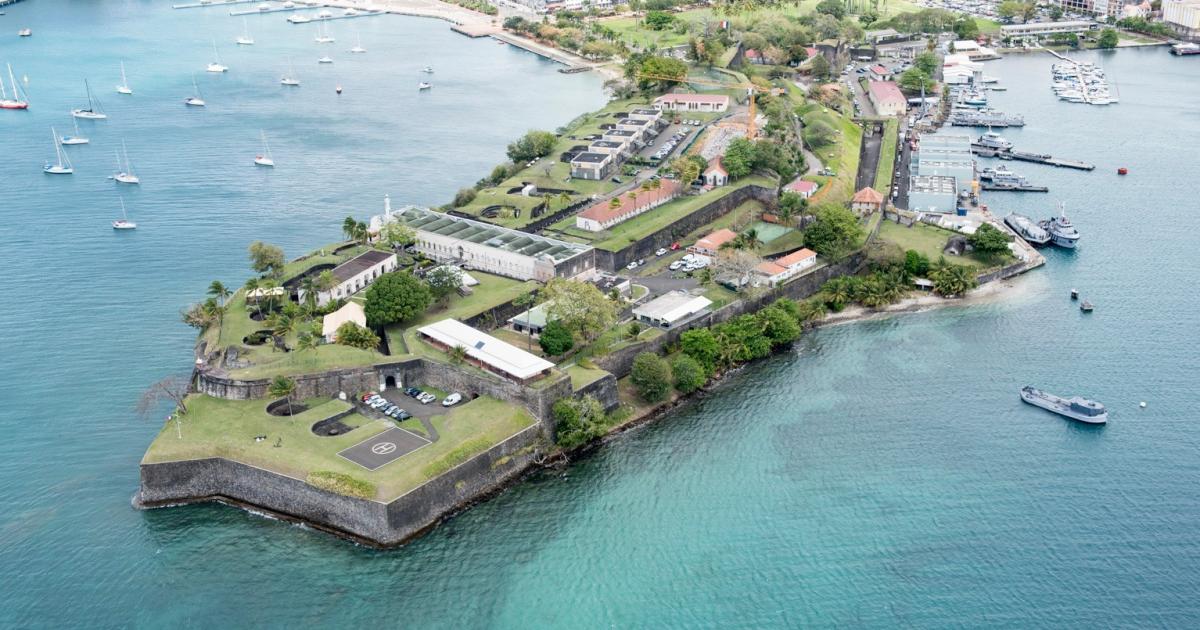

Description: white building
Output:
[1164,0,1200,39]
[632,291,713,328]
[376,205,594,282]
[321,301,367,343]
[752,248,818,287]
[653,93,731,113]
[1000,21,1097,42]
[305,250,398,306]
[417,319,554,384]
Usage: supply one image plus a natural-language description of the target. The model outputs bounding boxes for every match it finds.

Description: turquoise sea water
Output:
[4,2,1200,624]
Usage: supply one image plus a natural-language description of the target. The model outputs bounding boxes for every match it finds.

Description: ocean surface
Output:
[3,2,1200,624]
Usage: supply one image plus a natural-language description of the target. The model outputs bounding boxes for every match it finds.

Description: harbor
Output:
[971,145,1096,171]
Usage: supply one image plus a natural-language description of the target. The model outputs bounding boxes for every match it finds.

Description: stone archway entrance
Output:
[384,375,397,390]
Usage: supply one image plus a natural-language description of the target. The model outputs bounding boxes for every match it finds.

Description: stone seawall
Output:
[136,424,548,547]
[574,373,620,412]
[592,184,777,272]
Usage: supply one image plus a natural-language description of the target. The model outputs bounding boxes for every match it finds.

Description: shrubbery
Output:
[306,471,376,499]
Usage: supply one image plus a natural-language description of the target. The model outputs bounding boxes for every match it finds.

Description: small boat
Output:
[1,63,30,110]
[1070,289,1078,300]
[422,65,433,73]
[237,17,255,45]
[287,13,310,24]
[1080,300,1094,313]
[116,62,133,95]
[185,74,206,107]
[343,8,358,15]
[72,79,107,119]
[207,39,228,73]
[314,21,334,43]
[418,81,431,90]
[256,2,271,10]
[282,1,295,7]
[254,130,274,167]
[318,56,333,64]
[280,58,300,86]
[1117,167,1128,175]
[60,118,89,145]
[110,140,140,184]
[349,30,366,53]
[113,198,137,230]
[335,84,342,94]
[44,127,74,174]
[18,28,32,37]
[1020,386,1107,424]
[317,9,333,18]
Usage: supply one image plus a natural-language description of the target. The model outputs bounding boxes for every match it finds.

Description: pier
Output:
[0,0,28,7]
[972,146,1095,171]
[981,183,1049,193]
[173,0,269,9]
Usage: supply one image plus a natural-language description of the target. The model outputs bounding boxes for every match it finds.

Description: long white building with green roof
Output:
[372,203,594,282]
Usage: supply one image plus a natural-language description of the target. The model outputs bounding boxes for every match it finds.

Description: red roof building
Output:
[784,178,819,198]
[866,80,907,117]
[690,228,739,256]
[704,157,728,187]
[575,180,682,232]
[851,186,885,215]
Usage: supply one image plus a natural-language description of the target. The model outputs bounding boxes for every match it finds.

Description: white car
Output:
[626,261,638,270]
[655,248,667,256]
[442,393,462,407]
[669,261,683,271]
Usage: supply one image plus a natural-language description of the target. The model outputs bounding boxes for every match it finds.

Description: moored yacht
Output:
[976,131,1012,150]
[1020,386,1107,424]
[1039,206,1080,249]
[1,63,30,109]
[72,79,107,119]
[44,127,74,174]
[113,198,137,230]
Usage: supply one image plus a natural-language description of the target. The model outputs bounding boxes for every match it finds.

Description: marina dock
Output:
[173,0,269,9]
[972,146,1095,171]
[981,183,1049,193]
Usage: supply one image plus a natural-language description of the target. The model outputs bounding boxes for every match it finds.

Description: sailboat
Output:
[314,21,334,44]
[237,17,255,45]
[72,80,107,119]
[185,75,206,106]
[1,63,29,109]
[110,140,140,184]
[349,30,366,53]
[280,58,300,86]
[60,118,89,145]
[254,130,274,167]
[418,81,432,90]
[117,62,133,95]
[207,39,228,73]
[113,198,137,230]
[44,127,74,174]
[422,65,433,74]
[318,56,333,64]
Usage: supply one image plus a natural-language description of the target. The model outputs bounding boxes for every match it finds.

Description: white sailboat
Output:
[349,30,366,53]
[1,63,30,109]
[60,118,89,145]
[237,17,255,45]
[418,81,431,90]
[254,130,274,167]
[314,20,334,44]
[72,80,107,119]
[207,39,228,73]
[113,198,137,230]
[110,140,140,184]
[422,65,433,74]
[185,74,206,106]
[44,127,74,174]
[116,62,133,95]
[280,58,300,86]
[318,56,333,64]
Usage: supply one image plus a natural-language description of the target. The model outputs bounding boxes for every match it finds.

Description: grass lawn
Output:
[279,243,369,283]
[491,327,544,356]
[807,113,863,207]
[761,229,808,256]
[228,344,385,380]
[874,118,899,194]
[411,272,536,328]
[877,220,987,269]
[702,284,739,309]
[144,394,536,501]
[593,176,777,252]
[566,364,610,390]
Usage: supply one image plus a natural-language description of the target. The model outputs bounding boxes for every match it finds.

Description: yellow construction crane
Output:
[637,72,766,140]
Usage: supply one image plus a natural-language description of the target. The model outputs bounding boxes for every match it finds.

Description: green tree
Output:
[298,275,319,313]
[929,258,978,296]
[268,375,297,417]
[342,216,361,243]
[248,241,285,277]
[631,352,672,402]
[539,279,619,343]
[426,265,464,303]
[723,137,756,180]
[680,327,720,375]
[898,67,935,93]
[538,320,575,356]
[506,130,557,163]
[635,55,688,87]
[804,206,864,258]
[671,354,706,394]
[815,0,846,19]
[777,191,809,225]
[644,10,674,29]
[1049,5,1064,20]
[997,0,1024,20]
[914,51,939,75]
[967,222,1011,256]
[1097,28,1119,49]
[670,156,702,184]
[809,53,831,80]
[953,16,980,40]
[334,321,380,350]
[207,280,231,308]
[552,394,607,449]
[758,304,801,346]
[363,271,432,329]
[265,311,295,352]
[452,188,477,208]
[802,118,837,147]
[904,249,931,277]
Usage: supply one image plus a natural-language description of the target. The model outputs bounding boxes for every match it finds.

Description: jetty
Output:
[173,0,262,9]
[971,145,1095,171]
[981,183,1049,193]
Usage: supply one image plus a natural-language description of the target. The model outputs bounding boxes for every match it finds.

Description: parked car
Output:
[442,393,462,407]
[361,392,375,402]
[611,177,622,184]
[419,393,437,404]
[626,261,638,270]
[668,261,683,271]
[655,248,667,256]
[405,387,420,397]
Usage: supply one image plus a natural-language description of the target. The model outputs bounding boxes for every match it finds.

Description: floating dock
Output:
[173,0,266,9]
[981,183,1049,193]
[972,146,1095,171]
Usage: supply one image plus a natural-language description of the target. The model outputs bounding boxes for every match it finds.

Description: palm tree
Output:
[449,344,467,365]
[259,278,281,316]
[742,228,762,250]
[268,375,297,417]
[609,198,621,209]
[298,276,319,314]
[356,220,370,245]
[207,280,231,308]
[556,191,571,211]
[342,216,359,243]
[823,277,852,310]
[266,311,294,352]
[295,326,321,366]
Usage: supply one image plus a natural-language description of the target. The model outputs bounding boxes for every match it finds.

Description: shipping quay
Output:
[971,145,1095,171]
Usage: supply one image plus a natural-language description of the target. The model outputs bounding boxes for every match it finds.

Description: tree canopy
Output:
[538,320,575,356]
[540,279,618,343]
[335,322,380,350]
[1097,28,1119,49]
[363,271,432,329]
[631,352,672,402]
[723,137,756,180]
[804,206,863,258]
[425,266,464,302]
[967,223,1011,255]
[248,241,285,277]
[506,130,557,163]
